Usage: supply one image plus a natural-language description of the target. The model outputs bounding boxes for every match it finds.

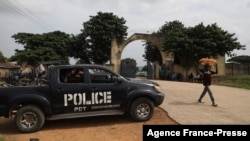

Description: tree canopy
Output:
[144,20,246,79]
[0,51,8,63]
[8,13,246,77]
[143,41,162,64]
[69,12,128,64]
[165,22,245,77]
[121,58,136,65]
[227,55,250,64]
[9,12,128,66]
[142,21,186,65]
[10,31,71,65]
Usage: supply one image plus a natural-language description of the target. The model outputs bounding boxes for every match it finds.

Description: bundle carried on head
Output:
[199,57,217,66]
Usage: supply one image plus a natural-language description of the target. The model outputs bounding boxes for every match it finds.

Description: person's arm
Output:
[212,64,218,74]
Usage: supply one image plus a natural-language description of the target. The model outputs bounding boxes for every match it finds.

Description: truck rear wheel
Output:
[130,97,154,121]
[14,105,45,133]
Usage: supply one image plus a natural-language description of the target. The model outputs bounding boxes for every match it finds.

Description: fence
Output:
[225,63,250,75]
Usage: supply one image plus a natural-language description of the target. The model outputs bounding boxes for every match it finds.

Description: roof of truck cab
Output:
[49,64,115,73]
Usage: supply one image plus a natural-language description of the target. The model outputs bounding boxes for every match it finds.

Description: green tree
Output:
[10,31,71,65]
[188,23,245,57]
[227,55,250,64]
[143,21,185,66]
[121,58,136,65]
[68,33,91,64]
[143,41,162,64]
[73,12,128,64]
[163,21,245,79]
[0,51,8,63]
[162,21,200,79]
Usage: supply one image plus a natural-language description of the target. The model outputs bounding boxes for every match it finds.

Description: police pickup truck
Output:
[0,64,165,133]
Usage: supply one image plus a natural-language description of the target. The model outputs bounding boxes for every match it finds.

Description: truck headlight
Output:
[154,85,162,93]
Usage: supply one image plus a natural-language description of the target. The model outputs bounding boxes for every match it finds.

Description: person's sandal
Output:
[198,100,203,103]
[212,104,218,107]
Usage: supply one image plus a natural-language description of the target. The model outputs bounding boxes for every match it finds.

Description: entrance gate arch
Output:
[110,33,172,79]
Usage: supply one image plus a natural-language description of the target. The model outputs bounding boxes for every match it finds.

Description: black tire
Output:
[14,105,45,133]
[129,97,154,122]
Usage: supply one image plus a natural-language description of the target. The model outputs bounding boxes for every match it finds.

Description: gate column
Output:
[111,37,121,73]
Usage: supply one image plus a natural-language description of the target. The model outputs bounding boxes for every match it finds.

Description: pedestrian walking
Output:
[198,63,218,107]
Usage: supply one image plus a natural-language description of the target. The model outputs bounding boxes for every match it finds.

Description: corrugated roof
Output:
[0,62,20,69]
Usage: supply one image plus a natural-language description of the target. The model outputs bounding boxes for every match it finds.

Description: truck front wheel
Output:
[130,97,154,121]
[14,105,45,133]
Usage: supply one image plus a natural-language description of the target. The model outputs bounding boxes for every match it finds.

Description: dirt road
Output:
[154,80,250,124]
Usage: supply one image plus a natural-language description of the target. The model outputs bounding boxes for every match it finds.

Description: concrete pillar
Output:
[154,61,160,79]
[216,55,225,75]
[111,37,121,73]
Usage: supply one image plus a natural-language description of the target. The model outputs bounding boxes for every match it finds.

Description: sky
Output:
[0,0,250,66]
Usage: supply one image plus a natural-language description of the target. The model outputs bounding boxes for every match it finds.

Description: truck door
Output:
[85,67,128,111]
[51,67,88,114]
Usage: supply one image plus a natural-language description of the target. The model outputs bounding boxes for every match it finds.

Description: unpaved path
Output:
[154,80,250,124]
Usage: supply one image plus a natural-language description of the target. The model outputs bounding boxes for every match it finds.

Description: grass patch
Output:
[212,75,250,90]
[0,136,5,141]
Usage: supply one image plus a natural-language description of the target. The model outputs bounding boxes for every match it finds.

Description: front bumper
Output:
[153,92,165,106]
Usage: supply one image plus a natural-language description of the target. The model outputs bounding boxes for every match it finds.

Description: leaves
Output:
[73,12,128,64]
[10,12,128,65]
[144,20,245,80]
[0,51,8,63]
[10,31,71,65]
[143,41,162,64]
[227,55,250,64]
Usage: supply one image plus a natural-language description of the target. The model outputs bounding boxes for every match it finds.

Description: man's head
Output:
[204,64,210,71]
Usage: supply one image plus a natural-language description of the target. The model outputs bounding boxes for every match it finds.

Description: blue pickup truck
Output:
[0,64,165,133]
